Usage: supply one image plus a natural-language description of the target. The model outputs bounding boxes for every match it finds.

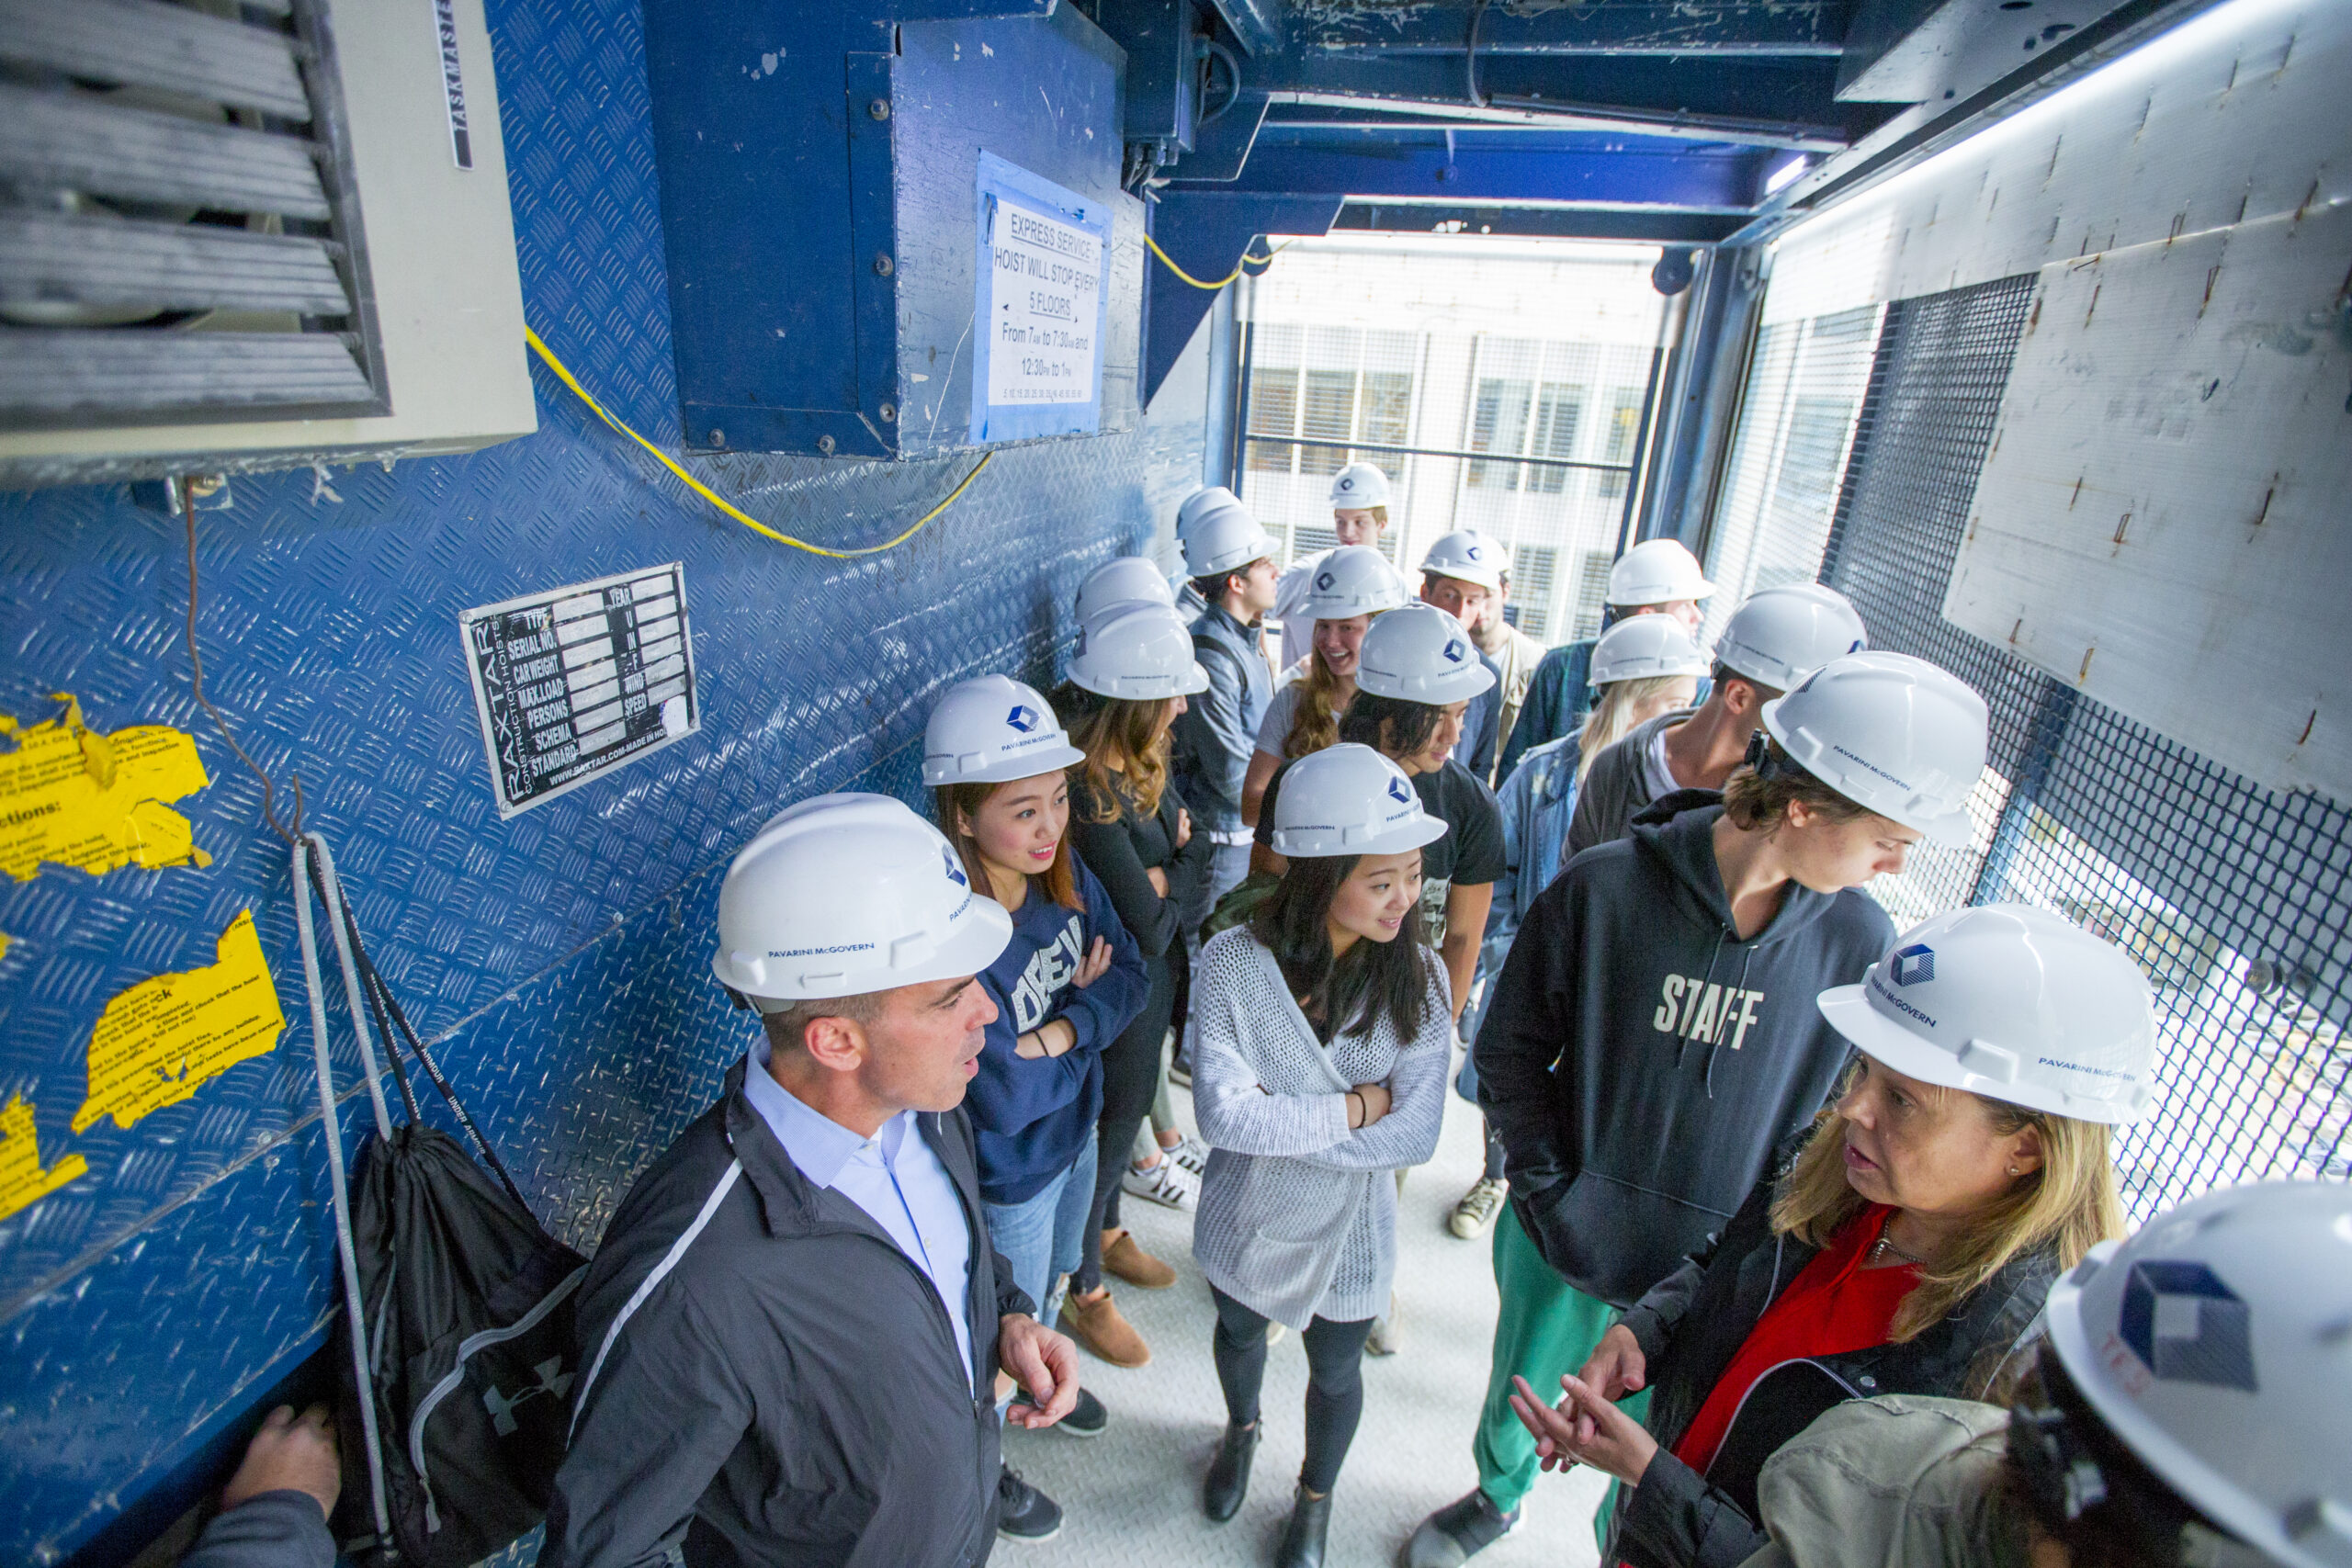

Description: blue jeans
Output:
[982,1136,1099,1325]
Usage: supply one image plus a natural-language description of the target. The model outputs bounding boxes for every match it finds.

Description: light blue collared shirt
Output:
[742,1044,978,1375]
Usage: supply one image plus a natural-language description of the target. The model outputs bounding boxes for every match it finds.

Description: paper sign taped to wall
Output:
[970,152,1111,444]
[73,909,286,1134]
[0,1094,87,1224]
[0,695,212,882]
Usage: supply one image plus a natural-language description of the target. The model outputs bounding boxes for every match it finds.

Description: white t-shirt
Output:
[1643,723,1681,802]
[1256,681,1307,758]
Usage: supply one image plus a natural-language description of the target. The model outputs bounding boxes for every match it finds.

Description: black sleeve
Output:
[1618,1451,1771,1568]
[1068,785,1178,959]
[1465,671,1500,780]
[1447,768,1508,886]
[1167,783,1214,876]
[179,1493,333,1568]
[1253,760,1291,848]
[1471,874,1577,1187]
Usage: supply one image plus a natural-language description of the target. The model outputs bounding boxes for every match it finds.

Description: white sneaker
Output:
[1166,1133,1210,1179]
[1122,1155,1200,1211]
[1448,1177,1510,1240]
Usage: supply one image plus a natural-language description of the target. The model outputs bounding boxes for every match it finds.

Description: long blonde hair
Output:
[1066,694,1173,821]
[1770,1074,2126,1342]
[1283,611,1384,759]
[1574,674,1691,783]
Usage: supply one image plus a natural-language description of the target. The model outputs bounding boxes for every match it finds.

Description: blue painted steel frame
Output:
[1142,190,1342,407]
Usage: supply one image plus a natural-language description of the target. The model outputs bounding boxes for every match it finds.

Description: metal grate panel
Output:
[1709,273,2349,1224]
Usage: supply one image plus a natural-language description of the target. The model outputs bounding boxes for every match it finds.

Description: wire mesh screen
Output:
[1708,273,2349,1215]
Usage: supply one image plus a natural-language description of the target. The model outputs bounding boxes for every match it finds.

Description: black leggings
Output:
[1208,1284,1374,1495]
[1075,954,1173,1292]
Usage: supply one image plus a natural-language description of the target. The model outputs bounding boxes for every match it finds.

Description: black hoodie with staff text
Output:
[1472,794,1893,1307]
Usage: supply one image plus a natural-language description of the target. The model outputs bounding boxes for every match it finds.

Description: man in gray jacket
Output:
[543,795,1080,1568]
[1170,498,1281,942]
[1564,583,1867,863]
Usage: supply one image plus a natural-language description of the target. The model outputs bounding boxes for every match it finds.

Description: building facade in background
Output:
[1236,235,1667,643]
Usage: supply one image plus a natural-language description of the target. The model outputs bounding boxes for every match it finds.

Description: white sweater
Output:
[1188,927,1451,1326]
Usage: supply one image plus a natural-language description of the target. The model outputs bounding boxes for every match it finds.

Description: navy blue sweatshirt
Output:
[966,856,1148,1204]
[1473,795,1893,1307]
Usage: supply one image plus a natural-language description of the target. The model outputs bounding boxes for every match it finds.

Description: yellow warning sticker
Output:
[73,910,286,1134]
[0,1093,89,1223]
[0,694,213,883]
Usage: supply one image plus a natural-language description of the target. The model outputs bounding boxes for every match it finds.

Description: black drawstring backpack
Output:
[295,836,588,1567]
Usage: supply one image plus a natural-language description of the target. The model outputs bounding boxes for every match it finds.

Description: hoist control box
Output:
[639,1,1144,461]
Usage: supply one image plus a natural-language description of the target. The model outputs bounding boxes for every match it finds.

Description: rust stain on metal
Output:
[2253,485,2274,527]
[2299,709,2317,746]
[2084,283,2102,327]
[2296,178,2321,222]
[2200,264,2222,316]
[2009,617,2023,646]
[2069,476,2084,509]
[2112,512,2131,547]
[2078,647,2096,682]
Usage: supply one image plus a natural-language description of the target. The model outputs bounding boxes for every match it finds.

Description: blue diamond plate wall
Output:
[0,0,1207,1559]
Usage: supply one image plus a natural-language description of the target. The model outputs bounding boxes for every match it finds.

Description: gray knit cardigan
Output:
[1188,926,1451,1327]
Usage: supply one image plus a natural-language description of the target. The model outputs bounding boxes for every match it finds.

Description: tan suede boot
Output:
[1060,1285,1150,1367]
[1101,1227,1177,1289]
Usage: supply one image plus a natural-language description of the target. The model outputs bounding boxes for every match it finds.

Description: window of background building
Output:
[1236,235,1668,645]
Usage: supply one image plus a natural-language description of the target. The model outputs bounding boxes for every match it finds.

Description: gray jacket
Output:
[1172,603,1272,835]
[542,1061,1032,1568]
[1736,1396,2030,1568]
[1564,708,1694,864]
[181,1493,333,1568]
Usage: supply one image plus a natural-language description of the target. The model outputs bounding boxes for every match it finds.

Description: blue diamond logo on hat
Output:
[1006,704,1039,733]
[1891,944,1936,986]
[942,844,968,887]
[2120,1261,2256,1393]
[1442,637,1466,664]
[1316,570,1335,591]
[1387,776,1412,806]
[1464,543,1483,559]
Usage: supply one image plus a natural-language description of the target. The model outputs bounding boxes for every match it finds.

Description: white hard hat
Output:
[1761,650,1988,846]
[1589,615,1711,685]
[1067,604,1210,701]
[922,673,1087,785]
[1419,528,1510,591]
[1177,484,1240,536]
[1328,461,1391,511]
[2042,1180,2352,1568]
[1181,498,1279,580]
[712,793,1013,1005]
[1076,556,1174,626]
[1714,582,1869,690]
[1301,545,1410,620]
[1271,743,1449,859]
[1356,603,1497,706]
[1816,904,2156,1122]
[1607,538,1714,606]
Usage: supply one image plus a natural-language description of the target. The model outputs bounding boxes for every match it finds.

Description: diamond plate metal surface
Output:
[0,0,1204,1556]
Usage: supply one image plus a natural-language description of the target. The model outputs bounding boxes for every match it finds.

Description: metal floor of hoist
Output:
[1001,1054,1610,1568]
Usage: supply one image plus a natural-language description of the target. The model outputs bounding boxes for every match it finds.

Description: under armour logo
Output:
[1891,944,1936,986]
[942,844,968,887]
[482,1356,574,1436]
[1006,704,1039,733]
[1316,570,1336,591]
[1442,637,1466,664]
[1387,776,1412,805]
[2120,1261,2256,1392]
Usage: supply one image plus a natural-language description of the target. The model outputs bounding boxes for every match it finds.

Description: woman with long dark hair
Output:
[1053,603,1210,1367]
[1191,743,1454,1568]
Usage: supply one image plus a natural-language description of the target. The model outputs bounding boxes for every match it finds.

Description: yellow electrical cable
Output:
[1142,232,1288,289]
[525,326,990,558]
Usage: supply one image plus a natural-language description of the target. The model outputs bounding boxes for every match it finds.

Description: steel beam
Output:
[1297,2,1846,58]
[1143,190,1340,405]
[1334,202,1748,243]
[1187,138,1768,209]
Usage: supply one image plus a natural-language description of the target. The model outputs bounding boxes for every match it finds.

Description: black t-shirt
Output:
[1256,754,1505,891]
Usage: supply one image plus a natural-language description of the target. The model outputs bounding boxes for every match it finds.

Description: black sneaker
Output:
[1012,1383,1107,1437]
[1403,1487,1520,1567]
[995,1465,1063,1542]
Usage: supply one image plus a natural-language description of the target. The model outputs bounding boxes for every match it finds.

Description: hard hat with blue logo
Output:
[1271,743,1449,859]
[1419,528,1510,591]
[922,672,1087,785]
[2033,1179,2352,1568]
[712,792,1013,1004]
[1328,461,1392,511]
[1301,544,1410,620]
[1181,498,1281,580]
[1607,538,1714,606]
[1355,602,1497,705]
[1815,903,2156,1122]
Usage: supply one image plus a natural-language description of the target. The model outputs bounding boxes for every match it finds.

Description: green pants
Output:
[1474,1203,1650,1531]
